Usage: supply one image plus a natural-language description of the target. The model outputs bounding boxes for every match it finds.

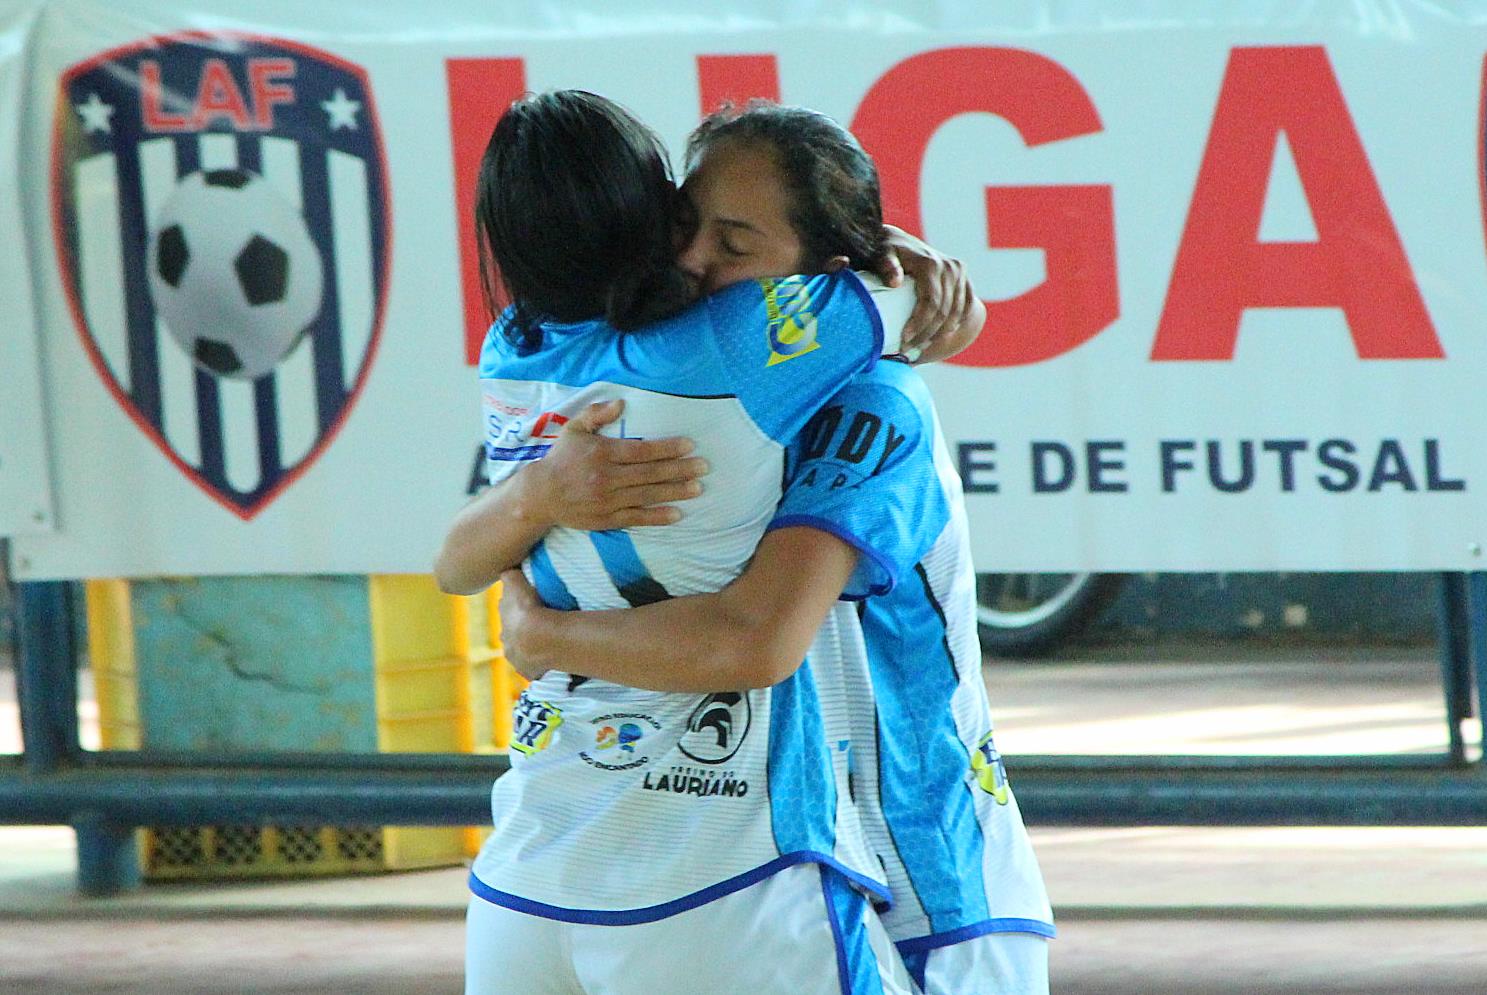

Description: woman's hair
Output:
[685,102,889,273]
[475,90,694,350]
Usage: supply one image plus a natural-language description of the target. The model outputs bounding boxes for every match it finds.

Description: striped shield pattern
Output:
[52,33,390,519]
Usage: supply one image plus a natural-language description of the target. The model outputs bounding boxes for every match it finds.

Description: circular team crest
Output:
[52,31,391,519]
[678,692,752,765]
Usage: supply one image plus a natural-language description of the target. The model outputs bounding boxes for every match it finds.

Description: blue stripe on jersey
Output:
[820,866,887,995]
[865,585,991,932]
[527,540,579,610]
[588,530,671,607]
[467,850,891,925]
[766,661,837,856]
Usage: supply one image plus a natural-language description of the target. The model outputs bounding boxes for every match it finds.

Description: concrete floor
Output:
[4,643,1487,993]
[1,913,1485,994]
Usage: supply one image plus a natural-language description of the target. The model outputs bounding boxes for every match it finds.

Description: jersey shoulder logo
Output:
[760,276,820,367]
[53,32,391,519]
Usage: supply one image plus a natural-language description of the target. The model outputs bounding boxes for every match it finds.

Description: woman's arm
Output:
[434,400,708,595]
[498,526,858,691]
[874,224,987,364]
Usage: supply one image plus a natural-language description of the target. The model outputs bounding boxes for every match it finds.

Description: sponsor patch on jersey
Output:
[678,692,752,765]
[511,695,563,756]
[760,276,820,367]
[971,730,1011,804]
[481,380,584,476]
[579,712,661,771]
[484,403,569,463]
[641,764,750,798]
[789,401,910,493]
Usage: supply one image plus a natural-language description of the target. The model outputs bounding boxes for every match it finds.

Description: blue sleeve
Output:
[702,271,883,443]
[766,369,950,599]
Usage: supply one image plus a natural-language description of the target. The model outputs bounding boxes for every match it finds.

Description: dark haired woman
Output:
[442,90,983,994]
[494,102,1054,995]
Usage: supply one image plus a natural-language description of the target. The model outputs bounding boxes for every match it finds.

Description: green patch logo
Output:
[971,731,1011,805]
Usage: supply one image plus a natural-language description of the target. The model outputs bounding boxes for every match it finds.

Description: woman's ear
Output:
[822,254,850,273]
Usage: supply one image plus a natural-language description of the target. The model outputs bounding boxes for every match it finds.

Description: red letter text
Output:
[1152,46,1441,360]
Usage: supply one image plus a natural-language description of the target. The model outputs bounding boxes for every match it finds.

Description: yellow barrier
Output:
[86,576,520,880]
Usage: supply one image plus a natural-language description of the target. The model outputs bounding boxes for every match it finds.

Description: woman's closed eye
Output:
[719,234,751,258]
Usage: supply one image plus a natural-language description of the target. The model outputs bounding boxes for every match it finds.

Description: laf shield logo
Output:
[52,33,391,519]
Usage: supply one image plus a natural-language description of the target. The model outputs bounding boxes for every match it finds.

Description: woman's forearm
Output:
[434,470,553,595]
[501,527,858,692]
[515,592,766,692]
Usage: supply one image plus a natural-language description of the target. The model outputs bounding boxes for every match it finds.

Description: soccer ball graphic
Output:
[147,169,325,380]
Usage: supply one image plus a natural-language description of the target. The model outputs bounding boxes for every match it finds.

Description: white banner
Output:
[8,0,1487,577]
[0,3,56,539]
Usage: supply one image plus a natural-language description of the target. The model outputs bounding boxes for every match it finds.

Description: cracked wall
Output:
[130,576,378,752]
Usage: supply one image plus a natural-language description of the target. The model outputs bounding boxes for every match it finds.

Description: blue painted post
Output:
[14,581,141,895]
[14,582,79,773]
[74,811,142,896]
[1467,572,1487,754]
[1435,573,1470,763]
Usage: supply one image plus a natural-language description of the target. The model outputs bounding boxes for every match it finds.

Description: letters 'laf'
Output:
[140,57,296,132]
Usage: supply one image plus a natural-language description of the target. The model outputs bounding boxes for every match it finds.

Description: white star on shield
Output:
[75,92,115,134]
[320,87,361,131]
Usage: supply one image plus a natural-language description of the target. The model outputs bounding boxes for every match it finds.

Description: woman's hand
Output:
[434,399,706,596]
[873,224,985,363]
[525,400,708,531]
[499,569,552,682]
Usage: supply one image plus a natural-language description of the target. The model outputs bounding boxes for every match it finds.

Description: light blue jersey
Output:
[769,360,1055,952]
[470,272,914,922]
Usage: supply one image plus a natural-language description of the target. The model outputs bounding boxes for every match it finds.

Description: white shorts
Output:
[466,863,915,994]
[899,931,1049,995]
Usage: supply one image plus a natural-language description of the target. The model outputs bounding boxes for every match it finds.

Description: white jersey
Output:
[768,360,1055,952]
[469,271,912,922]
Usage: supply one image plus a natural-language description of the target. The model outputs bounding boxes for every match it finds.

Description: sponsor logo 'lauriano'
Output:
[641,764,749,798]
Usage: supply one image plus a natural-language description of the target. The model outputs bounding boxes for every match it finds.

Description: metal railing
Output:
[3,575,1485,895]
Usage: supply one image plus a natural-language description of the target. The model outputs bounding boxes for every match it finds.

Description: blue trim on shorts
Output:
[894,918,1058,956]
[901,950,930,992]
[819,866,886,995]
[468,851,891,926]
[820,867,855,994]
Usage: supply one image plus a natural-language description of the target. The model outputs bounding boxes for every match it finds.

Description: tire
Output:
[974,572,1126,658]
